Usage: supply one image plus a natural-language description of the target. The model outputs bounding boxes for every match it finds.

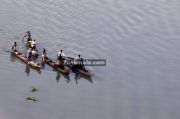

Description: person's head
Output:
[14,42,17,47]
[60,50,63,53]
[78,54,81,58]
[43,48,46,51]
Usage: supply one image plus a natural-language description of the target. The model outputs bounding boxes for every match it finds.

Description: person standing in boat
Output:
[32,48,38,61]
[22,30,32,42]
[11,42,19,52]
[42,48,47,62]
[31,39,36,50]
[27,48,32,61]
[57,50,65,61]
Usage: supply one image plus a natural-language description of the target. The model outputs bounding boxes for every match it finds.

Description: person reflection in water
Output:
[56,72,70,83]
[56,72,61,83]
[25,64,30,76]
[75,73,78,84]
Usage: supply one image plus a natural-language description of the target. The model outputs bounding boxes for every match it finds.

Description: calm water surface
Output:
[0,0,180,119]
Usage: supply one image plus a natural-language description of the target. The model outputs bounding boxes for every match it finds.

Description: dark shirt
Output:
[27,31,31,39]
[27,50,32,58]
[42,50,46,56]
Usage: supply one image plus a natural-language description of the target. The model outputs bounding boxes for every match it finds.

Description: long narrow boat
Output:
[64,57,94,77]
[78,69,93,77]
[74,72,93,84]
[43,57,69,74]
[55,71,70,83]
[12,50,41,68]
[71,64,93,77]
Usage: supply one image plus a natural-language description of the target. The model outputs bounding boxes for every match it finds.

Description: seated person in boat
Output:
[76,54,84,65]
[26,48,32,61]
[57,54,64,61]
[57,49,65,61]
[11,42,19,52]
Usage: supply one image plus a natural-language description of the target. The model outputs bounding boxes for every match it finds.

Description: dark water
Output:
[1,0,180,119]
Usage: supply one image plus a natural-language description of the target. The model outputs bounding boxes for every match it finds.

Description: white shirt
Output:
[31,41,36,45]
[31,41,36,47]
[57,51,65,57]
[76,57,81,60]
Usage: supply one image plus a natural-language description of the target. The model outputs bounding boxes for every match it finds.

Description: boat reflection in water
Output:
[10,52,41,75]
[25,64,30,76]
[55,71,93,84]
[74,72,93,84]
[24,64,41,76]
[55,71,70,83]
[10,52,16,62]
[10,52,93,83]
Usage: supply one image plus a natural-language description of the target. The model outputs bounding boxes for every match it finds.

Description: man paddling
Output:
[22,30,32,42]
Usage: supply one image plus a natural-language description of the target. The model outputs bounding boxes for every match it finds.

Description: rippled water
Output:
[1,0,180,119]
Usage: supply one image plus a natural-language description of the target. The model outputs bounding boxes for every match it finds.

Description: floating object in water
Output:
[26,96,38,102]
[30,86,38,92]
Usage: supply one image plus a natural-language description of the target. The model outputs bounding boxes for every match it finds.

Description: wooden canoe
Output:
[12,50,41,68]
[78,69,93,77]
[43,57,69,74]
[71,65,93,77]
[62,57,93,77]
[74,72,93,84]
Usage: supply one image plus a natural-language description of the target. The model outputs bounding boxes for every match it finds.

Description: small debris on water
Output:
[30,86,38,92]
[26,96,38,102]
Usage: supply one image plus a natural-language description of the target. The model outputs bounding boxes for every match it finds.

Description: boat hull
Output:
[71,65,93,77]
[43,57,69,74]
[13,50,41,68]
